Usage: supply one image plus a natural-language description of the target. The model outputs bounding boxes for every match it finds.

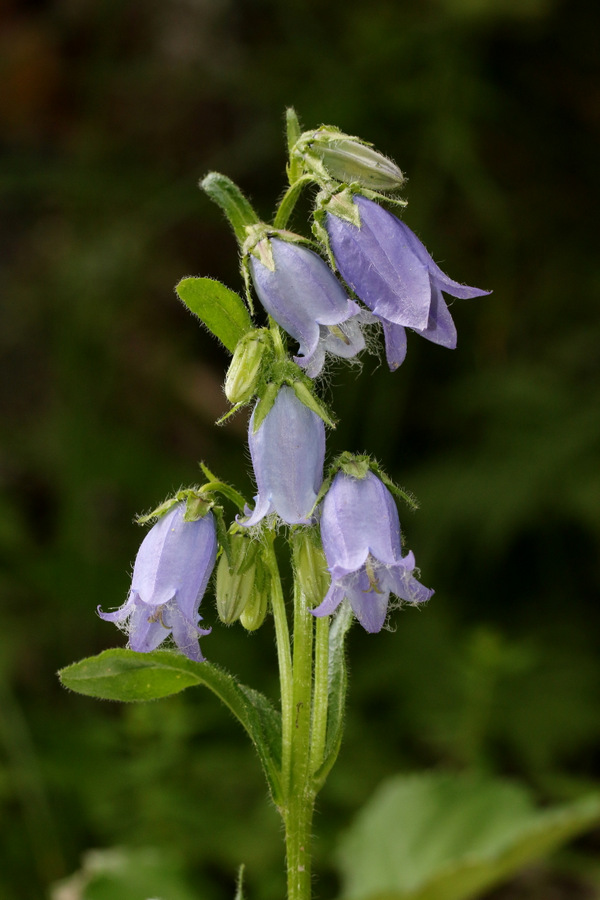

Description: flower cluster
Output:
[98,114,488,661]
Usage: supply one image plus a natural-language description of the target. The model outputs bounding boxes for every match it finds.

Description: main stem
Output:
[284,533,317,900]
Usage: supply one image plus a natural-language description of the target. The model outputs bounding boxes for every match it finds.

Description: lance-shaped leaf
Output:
[59,649,282,803]
[176,277,252,353]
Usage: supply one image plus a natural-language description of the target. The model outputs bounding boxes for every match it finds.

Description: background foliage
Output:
[1,0,599,898]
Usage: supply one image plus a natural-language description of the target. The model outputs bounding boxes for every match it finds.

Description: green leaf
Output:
[59,649,282,802]
[200,171,260,245]
[336,772,600,900]
[314,601,353,790]
[176,277,252,353]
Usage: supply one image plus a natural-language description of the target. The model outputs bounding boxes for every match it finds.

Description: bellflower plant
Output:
[98,501,216,662]
[325,194,490,369]
[242,384,325,526]
[60,109,493,900]
[249,237,368,377]
[312,468,433,633]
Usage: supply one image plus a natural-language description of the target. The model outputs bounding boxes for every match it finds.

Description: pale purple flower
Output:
[98,502,216,661]
[312,470,433,632]
[242,385,325,526]
[326,195,490,369]
[249,238,368,377]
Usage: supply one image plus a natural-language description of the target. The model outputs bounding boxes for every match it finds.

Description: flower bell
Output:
[312,470,433,632]
[326,194,490,369]
[98,502,217,661]
[249,238,368,377]
[241,385,325,527]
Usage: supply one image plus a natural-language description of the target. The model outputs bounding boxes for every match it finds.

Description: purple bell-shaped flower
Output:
[98,502,217,661]
[249,238,369,377]
[312,470,433,632]
[242,385,325,526]
[326,195,490,370]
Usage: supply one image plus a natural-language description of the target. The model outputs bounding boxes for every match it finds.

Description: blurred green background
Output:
[1,0,599,897]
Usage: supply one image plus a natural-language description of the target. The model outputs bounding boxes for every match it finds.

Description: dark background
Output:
[1,0,599,898]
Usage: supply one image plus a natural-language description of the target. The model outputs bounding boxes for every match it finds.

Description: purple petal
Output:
[397,218,491,300]
[131,504,217,614]
[384,557,434,605]
[244,386,325,526]
[170,605,211,662]
[413,282,457,349]
[311,582,346,619]
[97,593,136,624]
[327,196,432,330]
[99,503,217,659]
[128,597,173,653]
[342,566,390,633]
[380,320,408,370]
[250,240,362,374]
[321,471,402,574]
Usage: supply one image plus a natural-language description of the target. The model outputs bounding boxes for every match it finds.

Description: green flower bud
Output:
[313,138,405,191]
[215,534,259,624]
[239,582,268,631]
[295,128,405,192]
[293,531,330,608]
[224,331,267,405]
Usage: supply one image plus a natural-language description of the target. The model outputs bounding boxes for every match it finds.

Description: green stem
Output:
[285,533,316,900]
[309,615,329,775]
[264,532,293,791]
[273,176,314,230]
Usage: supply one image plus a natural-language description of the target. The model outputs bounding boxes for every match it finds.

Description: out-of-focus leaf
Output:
[336,772,600,900]
[50,846,196,900]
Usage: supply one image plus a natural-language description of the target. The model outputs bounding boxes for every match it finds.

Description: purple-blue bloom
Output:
[242,385,325,526]
[326,195,490,370]
[312,470,433,632]
[98,502,216,661]
[249,238,368,377]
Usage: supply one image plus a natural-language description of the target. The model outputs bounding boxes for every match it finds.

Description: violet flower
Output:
[249,238,368,377]
[312,470,433,632]
[326,195,490,369]
[242,385,325,526]
[98,502,216,661]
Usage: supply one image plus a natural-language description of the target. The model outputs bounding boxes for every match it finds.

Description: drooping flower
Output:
[249,238,369,377]
[98,502,217,661]
[312,470,433,632]
[242,385,325,526]
[326,194,490,370]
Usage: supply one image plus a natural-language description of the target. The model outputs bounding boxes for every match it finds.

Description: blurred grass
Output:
[1,0,599,898]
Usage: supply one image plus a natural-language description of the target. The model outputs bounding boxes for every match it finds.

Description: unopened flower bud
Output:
[293,531,330,608]
[224,331,267,404]
[314,139,405,191]
[299,129,405,192]
[215,534,259,624]
[240,557,269,631]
